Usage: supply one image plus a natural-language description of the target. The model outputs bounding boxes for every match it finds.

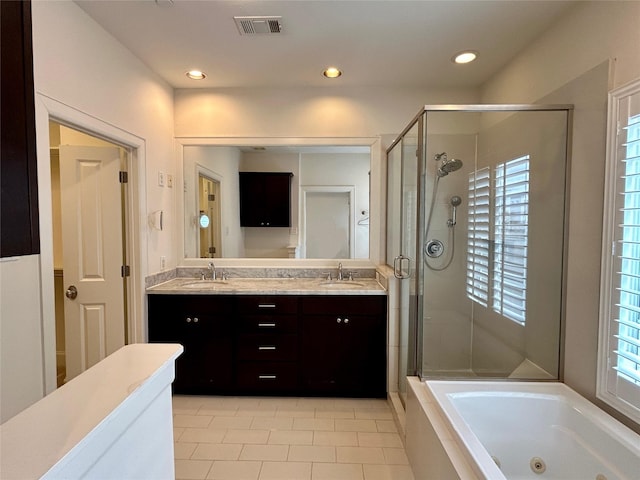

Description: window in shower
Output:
[466,156,530,325]
[598,78,640,422]
[467,166,490,306]
[493,155,530,324]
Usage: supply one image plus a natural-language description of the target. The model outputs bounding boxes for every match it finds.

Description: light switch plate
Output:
[158,171,165,187]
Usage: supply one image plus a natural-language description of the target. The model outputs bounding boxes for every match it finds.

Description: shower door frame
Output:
[388,104,574,386]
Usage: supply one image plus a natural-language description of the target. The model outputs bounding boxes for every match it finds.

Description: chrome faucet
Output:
[337,262,344,281]
[208,261,217,280]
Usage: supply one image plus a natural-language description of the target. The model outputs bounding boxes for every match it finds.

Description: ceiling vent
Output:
[234,16,283,35]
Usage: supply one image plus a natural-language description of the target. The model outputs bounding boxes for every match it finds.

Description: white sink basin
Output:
[318,281,365,288]
[181,280,229,288]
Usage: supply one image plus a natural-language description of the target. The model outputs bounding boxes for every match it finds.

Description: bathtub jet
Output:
[406,379,640,480]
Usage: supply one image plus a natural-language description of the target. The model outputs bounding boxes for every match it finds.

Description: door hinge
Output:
[119,171,129,183]
[121,265,130,277]
[208,246,216,254]
[208,193,215,201]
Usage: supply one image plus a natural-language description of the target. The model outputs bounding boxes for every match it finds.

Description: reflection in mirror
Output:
[198,173,221,258]
[183,145,371,259]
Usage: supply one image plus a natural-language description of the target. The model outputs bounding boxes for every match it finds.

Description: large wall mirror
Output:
[178,138,381,262]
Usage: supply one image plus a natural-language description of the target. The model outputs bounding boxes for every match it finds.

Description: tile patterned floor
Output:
[172,396,415,480]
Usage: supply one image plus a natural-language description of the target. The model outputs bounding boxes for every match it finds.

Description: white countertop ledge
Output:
[0,343,183,480]
[146,277,386,295]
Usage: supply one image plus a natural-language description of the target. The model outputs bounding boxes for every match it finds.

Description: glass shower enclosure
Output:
[387,105,572,403]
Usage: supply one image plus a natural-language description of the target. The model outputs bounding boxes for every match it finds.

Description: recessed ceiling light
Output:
[452,51,478,64]
[323,67,342,78]
[186,70,206,80]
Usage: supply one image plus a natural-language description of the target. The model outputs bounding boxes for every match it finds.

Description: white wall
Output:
[481,1,640,430]
[300,153,371,259]
[175,87,480,142]
[183,146,244,258]
[0,0,176,420]
[0,256,44,423]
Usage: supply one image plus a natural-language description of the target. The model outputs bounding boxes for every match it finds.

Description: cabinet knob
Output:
[344,318,349,324]
[193,317,199,323]
[186,317,192,323]
[337,318,342,323]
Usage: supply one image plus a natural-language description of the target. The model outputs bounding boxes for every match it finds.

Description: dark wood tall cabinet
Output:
[239,172,292,227]
[1,0,40,257]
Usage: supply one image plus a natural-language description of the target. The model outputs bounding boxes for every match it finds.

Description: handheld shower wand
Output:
[448,195,462,227]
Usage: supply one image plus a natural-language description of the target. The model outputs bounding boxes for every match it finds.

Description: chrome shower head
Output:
[450,195,462,207]
[437,157,464,177]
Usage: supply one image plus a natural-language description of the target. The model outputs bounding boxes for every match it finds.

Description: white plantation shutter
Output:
[467,167,490,306]
[617,112,640,386]
[493,156,529,324]
[466,158,529,325]
[598,79,640,422]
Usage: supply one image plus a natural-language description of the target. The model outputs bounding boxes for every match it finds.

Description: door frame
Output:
[300,186,355,259]
[35,94,146,394]
[195,164,223,258]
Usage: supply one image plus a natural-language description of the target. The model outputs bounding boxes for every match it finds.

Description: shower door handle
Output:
[393,255,411,279]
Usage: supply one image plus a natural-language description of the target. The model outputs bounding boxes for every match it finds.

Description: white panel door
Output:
[59,145,125,381]
[306,191,350,259]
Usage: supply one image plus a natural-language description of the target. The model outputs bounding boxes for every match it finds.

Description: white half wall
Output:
[0,256,44,423]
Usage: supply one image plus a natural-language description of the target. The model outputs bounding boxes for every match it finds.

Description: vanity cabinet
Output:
[148,295,234,394]
[301,296,387,397]
[235,296,300,393]
[147,292,386,397]
[239,172,292,227]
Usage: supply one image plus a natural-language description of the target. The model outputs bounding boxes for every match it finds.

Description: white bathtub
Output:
[405,378,640,480]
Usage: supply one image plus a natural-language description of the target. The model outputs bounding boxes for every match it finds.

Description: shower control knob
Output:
[425,239,445,258]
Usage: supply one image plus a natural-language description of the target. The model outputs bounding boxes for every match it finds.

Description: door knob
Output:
[65,285,78,300]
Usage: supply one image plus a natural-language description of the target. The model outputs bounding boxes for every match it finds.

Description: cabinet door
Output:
[263,174,291,227]
[239,172,292,227]
[148,295,233,394]
[336,314,386,397]
[301,315,343,394]
[301,295,387,397]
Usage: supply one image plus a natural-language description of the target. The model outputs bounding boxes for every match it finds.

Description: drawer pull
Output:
[258,345,277,351]
[258,304,276,309]
[258,374,277,380]
[258,322,276,328]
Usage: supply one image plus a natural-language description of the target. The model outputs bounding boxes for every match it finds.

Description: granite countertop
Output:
[146,276,386,295]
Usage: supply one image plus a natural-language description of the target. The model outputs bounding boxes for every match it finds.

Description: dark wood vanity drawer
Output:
[236,295,298,315]
[301,295,386,316]
[236,362,299,392]
[237,315,298,333]
[237,334,298,361]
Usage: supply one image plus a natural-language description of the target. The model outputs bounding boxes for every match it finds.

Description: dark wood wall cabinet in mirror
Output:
[239,172,292,227]
[1,0,40,257]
